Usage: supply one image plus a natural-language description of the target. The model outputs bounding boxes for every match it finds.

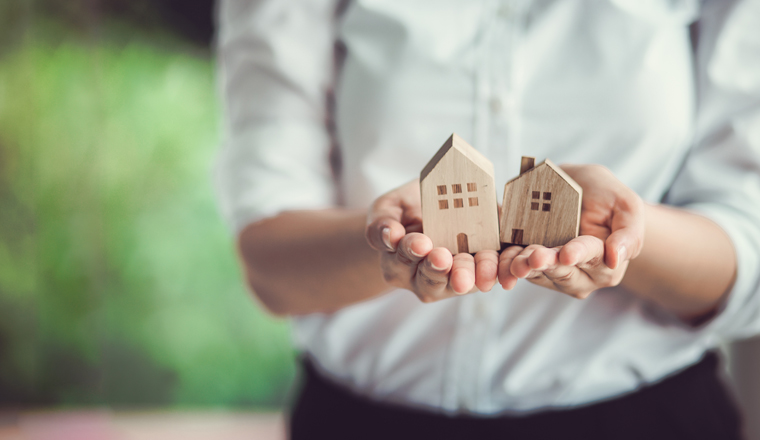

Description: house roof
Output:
[504,159,582,194]
[420,133,494,181]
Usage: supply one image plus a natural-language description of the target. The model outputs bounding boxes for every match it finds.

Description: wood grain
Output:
[421,134,500,254]
[499,159,582,248]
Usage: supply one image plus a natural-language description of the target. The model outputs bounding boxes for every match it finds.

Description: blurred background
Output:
[0,0,293,437]
[0,1,758,439]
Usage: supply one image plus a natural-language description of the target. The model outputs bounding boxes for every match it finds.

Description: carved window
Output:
[452,184,462,194]
[467,182,477,192]
[532,190,551,212]
[468,197,479,207]
[453,198,464,208]
[437,185,447,195]
[439,200,449,210]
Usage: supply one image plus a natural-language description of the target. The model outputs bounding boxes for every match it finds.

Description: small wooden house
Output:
[499,157,582,248]
[420,134,500,254]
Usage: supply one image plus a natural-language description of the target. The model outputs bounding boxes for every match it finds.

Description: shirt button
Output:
[489,97,502,113]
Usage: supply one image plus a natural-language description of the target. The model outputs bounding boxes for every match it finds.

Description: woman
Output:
[215,0,760,438]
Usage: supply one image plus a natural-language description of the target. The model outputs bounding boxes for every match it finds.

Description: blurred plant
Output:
[0,12,295,408]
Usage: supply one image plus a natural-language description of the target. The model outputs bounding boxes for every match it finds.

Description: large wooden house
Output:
[420,134,500,254]
[499,157,582,248]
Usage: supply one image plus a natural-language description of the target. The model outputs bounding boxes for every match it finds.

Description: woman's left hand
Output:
[498,164,646,298]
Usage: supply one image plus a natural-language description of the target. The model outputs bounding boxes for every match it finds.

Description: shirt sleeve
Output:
[664,0,760,339]
[214,0,341,234]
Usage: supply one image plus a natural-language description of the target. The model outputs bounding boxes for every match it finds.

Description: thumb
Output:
[366,182,419,252]
[604,199,645,269]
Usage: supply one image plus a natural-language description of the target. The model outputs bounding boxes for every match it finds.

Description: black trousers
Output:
[290,352,742,440]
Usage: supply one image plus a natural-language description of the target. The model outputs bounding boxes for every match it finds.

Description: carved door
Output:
[511,229,524,245]
[457,233,469,254]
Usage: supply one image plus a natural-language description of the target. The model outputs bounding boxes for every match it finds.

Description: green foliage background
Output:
[0,9,296,408]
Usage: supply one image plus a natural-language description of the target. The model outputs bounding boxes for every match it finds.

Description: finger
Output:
[510,245,545,279]
[395,233,434,267]
[450,252,476,294]
[380,233,430,288]
[414,248,454,302]
[558,236,605,269]
[474,250,499,292]
[558,235,626,292]
[521,245,592,297]
[365,181,420,251]
[605,198,645,269]
[540,264,595,298]
[605,225,644,270]
[498,246,523,290]
[366,205,407,252]
[527,246,559,272]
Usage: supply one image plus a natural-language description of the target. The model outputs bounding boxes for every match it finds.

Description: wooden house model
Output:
[420,134,500,254]
[499,157,582,248]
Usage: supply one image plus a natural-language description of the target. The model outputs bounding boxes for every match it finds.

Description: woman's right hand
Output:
[365,179,500,302]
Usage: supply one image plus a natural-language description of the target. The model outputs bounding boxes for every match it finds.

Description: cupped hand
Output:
[366,179,500,302]
[498,164,645,298]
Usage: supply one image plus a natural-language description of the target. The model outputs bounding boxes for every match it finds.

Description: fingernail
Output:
[617,246,627,263]
[382,227,393,251]
[431,261,446,271]
[410,247,423,258]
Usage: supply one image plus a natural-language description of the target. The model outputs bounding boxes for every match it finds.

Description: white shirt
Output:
[214,0,760,414]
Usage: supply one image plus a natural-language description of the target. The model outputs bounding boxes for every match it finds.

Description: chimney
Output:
[520,156,535,175]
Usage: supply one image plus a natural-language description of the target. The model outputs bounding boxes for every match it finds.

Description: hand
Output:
[498,164,645,298]
[366,179,500,302]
